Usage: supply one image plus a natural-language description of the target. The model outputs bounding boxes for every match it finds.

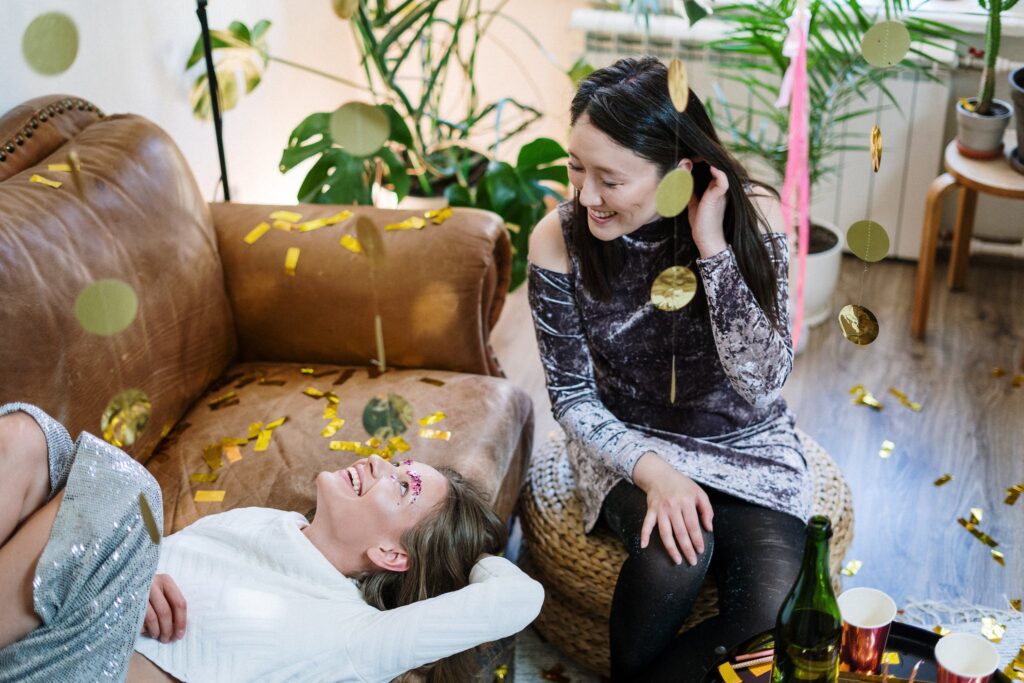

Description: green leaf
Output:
[279,112,332,172]
[682,0,709,25]
[444,183,473,207]
[228,20,251,43]
[378,147,411,201]
[380,104,414,148]
[568,57,595,86]
[516,138,567,171]
[521,165,569,185]
[298,149,371,205]
[484,162,522,213]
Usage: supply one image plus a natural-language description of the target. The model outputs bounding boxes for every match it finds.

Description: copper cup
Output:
[935,633,999,683]
[838,587,897,674]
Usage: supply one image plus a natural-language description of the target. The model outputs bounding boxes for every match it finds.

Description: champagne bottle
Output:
[771,515,842,683]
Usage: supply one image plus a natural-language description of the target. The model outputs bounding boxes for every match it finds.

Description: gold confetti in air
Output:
[284,247,300,276]
[841,559,863,576]
[1011,598,1021,612]
[190,472,219,483]
[992,549,1006,566]
[208,391,238,410]
[933,625,951,636]
[887,386,922,411]
[244,222,271,245]
[958,514,1000,550]
[388,436,410,452]
[992,367,1007,378]
[139,493,161,545]
[385,216,427,231]
[194,490,226,503]
[321,418,345,438]
[934,474,953,486]
[881,652,900,665]
[849,384,883,410]
[878,440,895,458]
[981,616,1006,642]
[30,174,62,188]
[418,428,451,441]
[270,210,303,223]
[1004,643,1024,681]
[424,206,452,224]
[418,411,447,426]
[970,507,983,524]
[340,234,363,253]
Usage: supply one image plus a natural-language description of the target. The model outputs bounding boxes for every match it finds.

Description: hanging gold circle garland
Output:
[668,59,689,113]
[838,304,879,345]
[329,102,390,157]
[861,21,911,68]
[651,265,697,312]
[847,220,890,263]
[22,12,79,76]
[655,167,694,218]
[870,125,883,173]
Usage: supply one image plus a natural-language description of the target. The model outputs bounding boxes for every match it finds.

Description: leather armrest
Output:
[210,203,510,376]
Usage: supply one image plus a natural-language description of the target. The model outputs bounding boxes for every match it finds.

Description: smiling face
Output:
[310,454,449,573]
[568,113,675,241]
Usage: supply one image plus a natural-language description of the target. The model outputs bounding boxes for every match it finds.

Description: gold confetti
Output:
[750,663,773,677]
[839,304,880,345]
[324,403,338,419]
[418,428,451,441]
[419,377,445,387]
[254,429,272,451]
[247,422,262,440]
[244,222,271,245]
[1010,599,1021,611]
[340,234,363,253]
[388,436,410,452]
[878,440,895,458]
[329,440,375,456]
[270,210,303,222]
[849,384,884,410]
[958,516,999,548]
[981,616,1006,642]
[325,391,340,403]
[717,661,741,683]
[272,219,297,231]
[208,391,238,410]
[1004,643,1024,681]
[493,663,509,682]
[960,97,977,113]
[101,389,151,447]
[385,216,427,231]
[194,490,226,503]
[933,625,951,636]
[934,474,953,486]
[992,367,1007,378]
[418,411,447,426]
[304,387,326,398]
[366,437,383,449]
[870,124,883,173]
[667,58,689,112]
[30,174,62,188]
[321,418,345,438]
[881,652,900,665]
[190,472,219,483]
[258,377,286,386]
[992,549,1006,566]
[139,493,161,545]
[265,416,288,429]
[887,386,922,411]
[224,445,242,463]
[651,266,697,311]
[284,247,300,276]
[203,444,224,471]
[424,206,452,224]
[841,559,863,576]
[970,507,983,524]
[220,437,248,447]
[48,163,74,172]
[1013,375,1024,388]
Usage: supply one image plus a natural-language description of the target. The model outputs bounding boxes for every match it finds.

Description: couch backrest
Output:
[0,95,236,461]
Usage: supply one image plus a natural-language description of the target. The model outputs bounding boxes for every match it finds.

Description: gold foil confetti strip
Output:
[424,206,452,224]
[970,507,983,524]
[329,440,375,456]
[934,474,953,486]
[667,58,689,112]
[1013,374,1024,387]
[247,421,262,440]
[101,389,151,447]
[841,560,863,576]
[749,663,773,677]
[235,374,259,388]
[265,416,288,429]
[1005,644,1024,681]
[203,444,224,471]
[324,210,352,225]
[284,247,300,276]
[981,617,1006,642]
[881,652,900,665]
[48,163,74,172]
[304,387,326,399]
[254,429,272,451]
[958,516,999,548]
[992,367,1007,378]
[221,437,248,447]
[244,222,271,245]
[30,174,62,188]
[1011,599,1021,611]
[385,216,427,231]
[419,428,451,441]
[838,304,880,345]
[208,391,238,410]
[493,663,508,682]
[887,387,922,411]
[325,392,340,404]
[340,234,363,253]
[272,219,297,231]
[258,377,286,386]
[992,549,1005,566]
[419,377,445,387]
[849,384,884,410]
[301,368,315,375]
[297,218,329,233]
[334,369,357,386]
[389,436,410,452]
[717,662,742,683]
[270,210,303,222]
[878,440,895,458]
[418,411,447,426]
[194,490,226,503]
[324,403,338,419]
[190,472,219,483]
[139,493,161,545]
[870,124,883,173]
[365,437,383,450]
[933,625,952,636]
[224,446,242,463]
[321,418,345,438]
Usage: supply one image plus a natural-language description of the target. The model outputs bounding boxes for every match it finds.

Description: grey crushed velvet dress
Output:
[528,201,812,533]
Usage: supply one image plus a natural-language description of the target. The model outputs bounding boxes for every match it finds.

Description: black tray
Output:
[703,622,1010,682]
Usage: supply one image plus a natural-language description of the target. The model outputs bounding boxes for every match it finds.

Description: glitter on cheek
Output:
[407,469,422,502]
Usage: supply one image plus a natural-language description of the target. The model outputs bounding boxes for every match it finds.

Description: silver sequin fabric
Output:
[528,202,812,532]
[0,404,162,683]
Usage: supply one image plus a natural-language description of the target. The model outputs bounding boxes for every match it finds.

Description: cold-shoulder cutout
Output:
[528,209,571,274]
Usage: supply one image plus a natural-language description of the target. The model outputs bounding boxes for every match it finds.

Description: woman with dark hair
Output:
[528,56,812,680]
[0,403,542,683]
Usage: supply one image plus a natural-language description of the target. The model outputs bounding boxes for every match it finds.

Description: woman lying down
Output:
[0,403,544,682]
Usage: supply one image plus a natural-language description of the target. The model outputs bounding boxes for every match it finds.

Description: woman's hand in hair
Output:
[141,573,188,643]
[632,453,714,566]
[687,162,730,260]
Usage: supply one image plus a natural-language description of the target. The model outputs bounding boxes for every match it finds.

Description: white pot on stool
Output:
[800,219,843,328]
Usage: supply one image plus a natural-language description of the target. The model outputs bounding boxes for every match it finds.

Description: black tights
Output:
[601,481,806,682]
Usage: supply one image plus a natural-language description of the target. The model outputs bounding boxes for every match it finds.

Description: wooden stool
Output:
[912,134,1024,339]
[519,430,854,677]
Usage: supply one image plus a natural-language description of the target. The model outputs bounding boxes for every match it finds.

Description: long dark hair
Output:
[360,467,508,683]
[570,56,785,333]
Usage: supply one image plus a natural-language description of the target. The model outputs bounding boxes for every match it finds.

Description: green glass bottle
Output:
[771,515,842,683]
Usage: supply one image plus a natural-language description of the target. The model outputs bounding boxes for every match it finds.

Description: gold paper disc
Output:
[329,102,390,157]
[331,0,360,19]
[861,21,911,68]
[651,266,697,311]
[101,389,152,447]
[655,167,694,218]
[362,393,414,440]
[668,59,689,112]
[74,279,139,336]
[870,125,883,173]
[22,12,79,76]
[355,216,386,267]
[846,220,890,263]
[838,304,879,345]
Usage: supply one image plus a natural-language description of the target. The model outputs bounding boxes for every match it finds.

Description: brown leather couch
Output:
[0,94,533,534]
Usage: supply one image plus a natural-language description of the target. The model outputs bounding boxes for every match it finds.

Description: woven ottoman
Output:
[519,429,854,677]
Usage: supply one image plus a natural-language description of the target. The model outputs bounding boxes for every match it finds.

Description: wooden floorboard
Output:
[492,252,1023,609]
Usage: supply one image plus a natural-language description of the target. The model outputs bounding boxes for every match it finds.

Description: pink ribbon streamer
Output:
[777,4,811,350]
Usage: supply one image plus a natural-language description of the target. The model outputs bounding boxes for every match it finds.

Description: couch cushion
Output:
[146,362,533,534]
[0,112,236,461]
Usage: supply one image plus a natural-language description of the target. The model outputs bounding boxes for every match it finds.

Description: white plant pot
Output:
[800,219,843,328]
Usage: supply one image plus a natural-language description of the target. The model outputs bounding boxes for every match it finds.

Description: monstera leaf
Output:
[187,20,271,120]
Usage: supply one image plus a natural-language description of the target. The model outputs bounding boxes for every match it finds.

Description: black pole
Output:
[196,0,231,201]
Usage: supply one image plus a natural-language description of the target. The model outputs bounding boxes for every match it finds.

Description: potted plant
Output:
[955,0,1017,159]
[1008,64,1024,174]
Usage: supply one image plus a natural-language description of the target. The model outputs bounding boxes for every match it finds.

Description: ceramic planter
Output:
[955,97,1013,159]
[1009,68,1024,174]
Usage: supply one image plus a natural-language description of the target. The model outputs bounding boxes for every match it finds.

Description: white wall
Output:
[3,0,587,205]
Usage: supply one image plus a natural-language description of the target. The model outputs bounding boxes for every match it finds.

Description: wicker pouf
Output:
[519,429,854,677]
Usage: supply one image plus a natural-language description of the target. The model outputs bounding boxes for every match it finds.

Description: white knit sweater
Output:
[133,508,544,682]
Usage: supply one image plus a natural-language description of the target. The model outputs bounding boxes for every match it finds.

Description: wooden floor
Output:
[492,251,1024,609]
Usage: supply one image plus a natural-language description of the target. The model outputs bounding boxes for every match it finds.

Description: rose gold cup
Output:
[935,633,999,683]
[838,587,897,674]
